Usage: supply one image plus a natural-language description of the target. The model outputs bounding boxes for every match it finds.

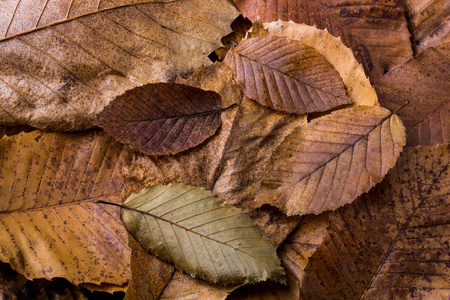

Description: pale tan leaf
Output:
[0,0,239,131]
[405,0,450,53]
[264,21,379,107]
[224,35,352,114]
[293,145,450,299]
[255,106,406,216]
[119,183,285,284]
[0,130,131,288]
[235,0,413,80]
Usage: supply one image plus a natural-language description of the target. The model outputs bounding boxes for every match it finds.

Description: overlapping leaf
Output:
[375,43,450,146]
[291,145,450,299]
[235,0,413,80]
[255,106,406,216]
[0,130,131,288]
[119,183,285,284]
[93,83,226,156]
[0,0,239,131]
[224,35,352,114]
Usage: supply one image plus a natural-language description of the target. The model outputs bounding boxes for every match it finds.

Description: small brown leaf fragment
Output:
[234,0,413,80]
[375,43,450,146]
[125,233,174,300]
[405,0,450,53]
[255,106,406,216]
[296,145,450,299]
[224,35,352,114]
[93,83,226,156]
[0,130,131,288]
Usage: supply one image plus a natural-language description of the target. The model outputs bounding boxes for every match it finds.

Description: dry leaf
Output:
[93,83,227,156]
[117,183,285,284]
[263,21,378,107]
[255,106,406,216]
[375,42,450,146]
[224,35,352,114]
[405,0,450,53]
[0,0,239,131]
[289,145,450,299]
[0,130,131,288]
[235,0,413,80]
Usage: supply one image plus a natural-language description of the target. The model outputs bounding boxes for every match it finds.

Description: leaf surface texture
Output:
[121,183,285,284]
[93,83,224,156]
[0,130,131,286]
[255,106,406,215]
[224,35,352,114]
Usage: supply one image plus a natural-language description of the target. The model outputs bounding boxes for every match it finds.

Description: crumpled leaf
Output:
[124,62,305,245]
[93,83,227,156]
[0,130,131,288]
[295,145,450,299]
[375,42,450,146]
[405,0,450,53]
[224,35,352,114]
[118,183,285,284]
[235,0,413,80]
[255,106,406,216]
[0,0,239,131]
[263,21,378,107]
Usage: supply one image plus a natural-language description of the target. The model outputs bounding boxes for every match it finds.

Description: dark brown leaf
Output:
[93,83,227,156]
[224,35,352,114]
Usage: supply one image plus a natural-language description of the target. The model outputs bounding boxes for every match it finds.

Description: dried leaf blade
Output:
[119,183,285,284]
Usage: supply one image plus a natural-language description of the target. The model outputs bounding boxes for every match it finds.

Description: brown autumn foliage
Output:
[0,0,448,299]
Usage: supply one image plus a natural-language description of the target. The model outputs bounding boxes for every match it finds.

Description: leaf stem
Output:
[393,101,409,115]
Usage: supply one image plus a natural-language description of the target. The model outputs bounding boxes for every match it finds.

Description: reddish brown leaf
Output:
[224,35,352,114]
[235,0,413,80]
[93,83,227,156]
[375,43,450,146]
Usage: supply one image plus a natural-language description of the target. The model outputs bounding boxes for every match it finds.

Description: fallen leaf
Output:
[123,63,305,245]
[0,0,239,131]
[116,183,285,284]
[93,83,228,156]
[0,130,131,288]
[124,233,174,300]
[375,42,450,146]
[224,35,352,114]
[234,0,413,80]
[293,145,450,299]
[263,21,378,106]
[255,105,406,216]
[405,0,450,53]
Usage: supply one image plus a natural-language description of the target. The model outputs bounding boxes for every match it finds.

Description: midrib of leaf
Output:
[0,0,179,43]
[97,200,273,263]
[360,163,449,299]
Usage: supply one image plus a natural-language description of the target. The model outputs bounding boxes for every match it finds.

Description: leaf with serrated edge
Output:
[0,0,239,131]
[0,130,131,288]
[119,183,285,284]
[235,0,413,80]
[296,145,450,299]
[255,106,406,216]
[224,35,352,114]
[93,83,228,156]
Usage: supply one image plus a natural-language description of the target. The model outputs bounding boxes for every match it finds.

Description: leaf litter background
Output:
[0,0,449,299]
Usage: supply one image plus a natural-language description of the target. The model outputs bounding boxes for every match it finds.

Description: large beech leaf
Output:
[224,35,352,114]
[0,130,131,288]
[288,145,450,299]
[255,106,406,216]
[405,0,450,53]
[263,21,378,107]
[235,0,413,80]
[0,0,239,131]
[93,83,226,156]
[375,43,450,146]
[124,63,305,246]
[118,183,285,284]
